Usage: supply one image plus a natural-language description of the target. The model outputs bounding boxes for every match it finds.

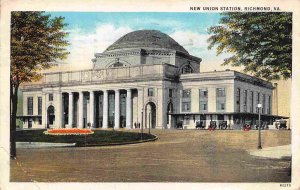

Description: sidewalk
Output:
[16,142,76,149]
[248,144,291,159]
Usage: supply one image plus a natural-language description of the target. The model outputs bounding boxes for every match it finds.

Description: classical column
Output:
[114,89,120,129]
[103,90,108,129]
[137,88,144,128]
[62,94,65,127]
[42,93,47,128]
[68,92,73,128]
[56,92,63,128]
[89,91,94,128]
[78,91,83,128]
[126,89,132,129]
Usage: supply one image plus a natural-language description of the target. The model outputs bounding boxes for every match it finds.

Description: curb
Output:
[76,134,158,147]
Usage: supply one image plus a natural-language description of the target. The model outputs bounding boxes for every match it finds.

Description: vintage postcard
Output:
[0,0,299,189]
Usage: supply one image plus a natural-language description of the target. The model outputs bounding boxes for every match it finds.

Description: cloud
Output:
[58,24,133,70]
[170,30,213,57]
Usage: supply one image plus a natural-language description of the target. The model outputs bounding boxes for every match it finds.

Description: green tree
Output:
[10,12,69,158]
[208,12,292,80]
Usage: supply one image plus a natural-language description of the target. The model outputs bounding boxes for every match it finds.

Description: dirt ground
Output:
[10,129,291,182]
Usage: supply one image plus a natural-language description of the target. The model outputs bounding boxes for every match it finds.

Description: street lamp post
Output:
[257,104,262,149]
[141,108,144,140]
[149,111,151,134]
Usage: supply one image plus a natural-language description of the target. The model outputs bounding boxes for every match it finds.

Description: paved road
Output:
[10,130,291,182]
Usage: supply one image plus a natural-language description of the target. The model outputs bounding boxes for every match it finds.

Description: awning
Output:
[169,112,289,119]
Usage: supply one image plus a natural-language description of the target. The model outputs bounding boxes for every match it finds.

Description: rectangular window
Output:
[182,89,191,112]
[256,92,260,113]
[236,88,240,112]
[216,88,226,112]
[169,89,173,98]
[148,88,154,97]
[27,97,33,115]
[182,89,191,98]
[38,97,42,115]
[262,94,266,114]
[250,91,254,113]
[243,90,247,112]
[199,88,208,111]
[49,94,53,101]
[268,95,271,114]
[217,100,226,111]
[182,102,191,112]
[199,101,207,111]
[199,89,208,98]
[216,88,226,97]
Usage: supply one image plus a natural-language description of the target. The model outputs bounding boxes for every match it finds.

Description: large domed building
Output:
[92,30,201,72]
[20,30,283,130]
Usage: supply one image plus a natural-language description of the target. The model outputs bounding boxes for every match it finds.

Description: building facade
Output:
[19,30,279,130]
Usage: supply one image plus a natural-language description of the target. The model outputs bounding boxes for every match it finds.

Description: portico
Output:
[56,89,135,129]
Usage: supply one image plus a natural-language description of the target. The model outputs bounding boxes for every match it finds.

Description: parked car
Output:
[195,120,205,129]
[243,120,252,131]
[208,121,217,130]
[218,121,228,130]
[176,121,183,129]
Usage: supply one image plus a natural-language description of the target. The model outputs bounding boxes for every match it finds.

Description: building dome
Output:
[104,30,189,54]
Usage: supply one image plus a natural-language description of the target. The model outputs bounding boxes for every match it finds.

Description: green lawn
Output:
[15,129,156,147]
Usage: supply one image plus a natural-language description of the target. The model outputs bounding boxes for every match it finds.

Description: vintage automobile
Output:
[218,121,228,130]
[208,121,217,130]
[243,120,252,131]
[176,121,183,129]
[253,120,268,130]
[270,119,287,130]
[195,120,206,129]
[279,119,287,129]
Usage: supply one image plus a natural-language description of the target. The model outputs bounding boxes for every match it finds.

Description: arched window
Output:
[112,62,124,67]
[181,65,193,74]
[109,58,126,68]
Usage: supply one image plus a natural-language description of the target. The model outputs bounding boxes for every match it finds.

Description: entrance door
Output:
[28,119,32,128]
[47,105,55,127]
[167,102,174,128]
[145,102,156,129]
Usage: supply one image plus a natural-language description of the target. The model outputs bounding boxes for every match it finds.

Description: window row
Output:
[235,88,271,114]
[27,96,42,115]
[147,88,174,98]
[181,88,226,112]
